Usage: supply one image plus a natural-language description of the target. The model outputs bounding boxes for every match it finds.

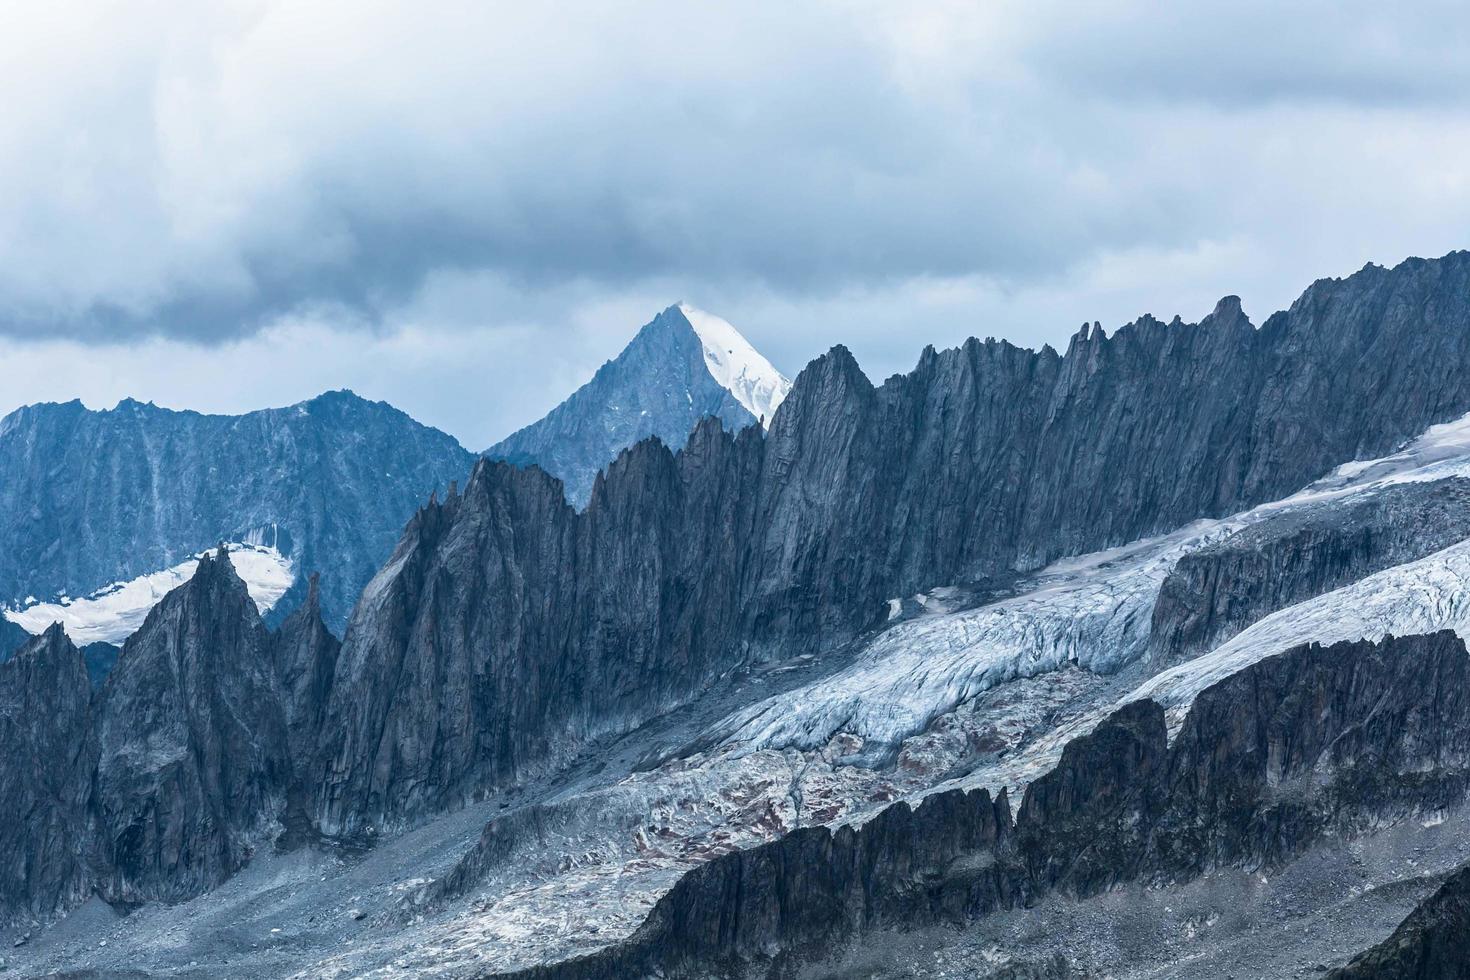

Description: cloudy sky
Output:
[3,1,1470,447]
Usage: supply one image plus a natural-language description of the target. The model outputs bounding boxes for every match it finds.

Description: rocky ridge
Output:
[0,390,474,632]
[316,252,1470,837]
[0,550,343,926]
[492,632,1470,979]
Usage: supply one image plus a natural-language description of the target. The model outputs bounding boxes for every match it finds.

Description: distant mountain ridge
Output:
[485,303,791,506]
[0,389,475,633]
[0,305,787,641]
[12,252,1470,976]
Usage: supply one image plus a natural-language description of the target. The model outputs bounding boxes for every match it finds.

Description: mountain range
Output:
[7,253,1470,977]
[485,302,790,507]
[0,304,788,646]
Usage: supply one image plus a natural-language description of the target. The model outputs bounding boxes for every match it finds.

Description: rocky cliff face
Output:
[0,389,473,632]
[493,632,1470,979]
[272,573,341,766]
[486,304,789,508]
[315,253,1470,839]
[313,420,768,835]
[91,551,292,905]
[0,625,96,924]
[0,618,28,661]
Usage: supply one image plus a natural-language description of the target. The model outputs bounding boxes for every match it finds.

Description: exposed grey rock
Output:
[493,632,1470,979]
[271,572,340,766]
[0,625,96,924]
[270,572,341,847]
[312,421,768,837]
[78,643,119,689]
[1329,860,1470,978]
[486,304,785,507]
[318,252,1470,840]
[0,389,473,632]
[91,550,291,906]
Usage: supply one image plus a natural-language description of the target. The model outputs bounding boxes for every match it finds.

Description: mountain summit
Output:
[485,304,791,506]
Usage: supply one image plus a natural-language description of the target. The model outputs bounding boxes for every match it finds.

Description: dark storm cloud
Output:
[1,1,1469,355]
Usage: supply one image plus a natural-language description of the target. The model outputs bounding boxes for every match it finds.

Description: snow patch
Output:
[677,303,791,425]
[1129,536,1470,727]
[4,543,294,646]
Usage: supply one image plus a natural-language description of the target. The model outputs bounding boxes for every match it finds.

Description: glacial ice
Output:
[715,408,1470,760]
[1131,537,1470,728]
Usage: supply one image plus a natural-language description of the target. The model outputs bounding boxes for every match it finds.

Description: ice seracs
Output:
[677,303,790,424]
[3,543,294,646]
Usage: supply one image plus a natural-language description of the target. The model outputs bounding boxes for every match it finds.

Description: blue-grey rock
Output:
[0,625,95,925]
[91,550,291,906]
[0,390,474,633]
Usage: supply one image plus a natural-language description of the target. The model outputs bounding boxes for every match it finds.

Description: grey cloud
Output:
[0,2,1469,352]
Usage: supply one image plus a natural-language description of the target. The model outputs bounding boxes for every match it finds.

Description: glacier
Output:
[1131,537,1470,729]
[714,406,1470,761]
[3,543,295,646]
[327,406,1470,974]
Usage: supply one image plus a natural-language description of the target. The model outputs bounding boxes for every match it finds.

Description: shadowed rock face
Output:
[272,573,341,767]
[1329,861,1470,979]
[0,553,341,925]
[312,422,769,836]
[0,618,29,661]
[92,551,292,906]
[316,252,1470,837]
[0,625,96,923]
[490,632,1470,979]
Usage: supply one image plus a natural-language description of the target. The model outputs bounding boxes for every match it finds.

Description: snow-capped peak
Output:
[677,303,791,426]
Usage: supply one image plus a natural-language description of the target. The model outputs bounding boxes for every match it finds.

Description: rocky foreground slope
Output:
[1330,859,1470,979]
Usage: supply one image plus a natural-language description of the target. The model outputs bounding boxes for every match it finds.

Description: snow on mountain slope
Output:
[485,304,791,506]
[3,543,294,646]
[677,303,790,424]
[1131,537,1470,729]
[714,407,1470,761]
[711,519,1228,761]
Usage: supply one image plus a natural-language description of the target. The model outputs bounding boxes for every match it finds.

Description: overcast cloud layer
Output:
[3,1,1470,446]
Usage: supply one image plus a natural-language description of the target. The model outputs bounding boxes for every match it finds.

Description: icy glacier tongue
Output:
[3,543,294,646]
[710,519,1234,762]
[714,407,1470,763]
